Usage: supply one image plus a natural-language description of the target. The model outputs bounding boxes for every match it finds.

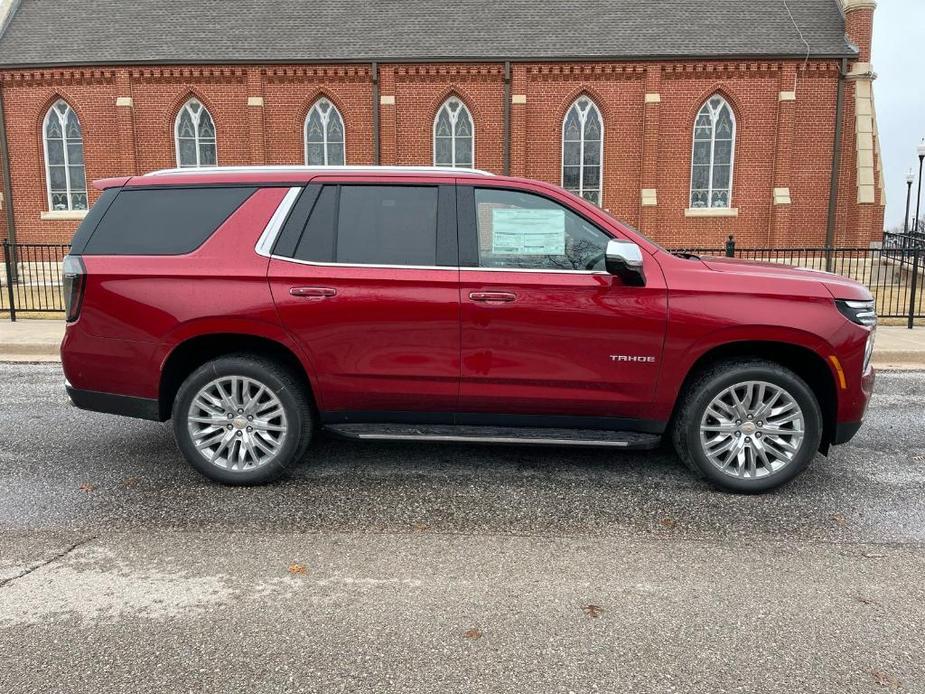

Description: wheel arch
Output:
[158,332,318,421]
[670,340,838,451]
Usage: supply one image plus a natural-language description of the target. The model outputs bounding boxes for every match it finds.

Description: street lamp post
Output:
[905,168,915,233]
[909,140,925,328]
[915,140,925,234]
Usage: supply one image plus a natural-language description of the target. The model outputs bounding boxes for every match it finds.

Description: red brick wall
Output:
[0,53,883,249]
[388,64,505,174]
[521,63,646,229]
[1,69,122,244]
[262,65,375,167]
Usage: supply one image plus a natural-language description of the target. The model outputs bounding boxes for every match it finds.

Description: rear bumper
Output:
[66,384,162,421]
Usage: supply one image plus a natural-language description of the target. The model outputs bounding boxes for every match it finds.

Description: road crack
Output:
[0,535,98,589]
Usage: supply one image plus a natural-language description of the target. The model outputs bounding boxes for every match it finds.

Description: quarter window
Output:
[690,96,735,208]
[474,188,610,271]
[43,100,87,211]
[433,97,474,168]
[562,97,603,206]
[305,98,345,166]
[83,187,255,255]
[175,98,217,168]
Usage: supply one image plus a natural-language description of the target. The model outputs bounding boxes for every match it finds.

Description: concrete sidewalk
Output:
[1,318,923,368]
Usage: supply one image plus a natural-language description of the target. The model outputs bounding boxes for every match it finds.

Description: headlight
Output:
[836,299,877,328]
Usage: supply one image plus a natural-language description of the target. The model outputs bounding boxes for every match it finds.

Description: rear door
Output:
[456,181,668,424]
[268,179,460,417]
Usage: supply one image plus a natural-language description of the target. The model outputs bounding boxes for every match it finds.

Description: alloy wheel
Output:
[699,380,805,479]
[186,375,288,471]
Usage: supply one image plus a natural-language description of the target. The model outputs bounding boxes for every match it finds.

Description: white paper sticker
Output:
[490,208,565,255]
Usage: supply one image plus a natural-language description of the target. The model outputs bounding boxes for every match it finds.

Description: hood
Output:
[699,255,873,301]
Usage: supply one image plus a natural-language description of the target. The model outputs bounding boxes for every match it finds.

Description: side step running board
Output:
[325,424,661,450]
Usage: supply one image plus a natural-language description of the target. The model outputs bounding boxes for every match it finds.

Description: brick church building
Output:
[0,0,883,249]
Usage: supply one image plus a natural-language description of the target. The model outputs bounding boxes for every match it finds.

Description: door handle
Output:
[290,286,336,299]
[469,291,516,303]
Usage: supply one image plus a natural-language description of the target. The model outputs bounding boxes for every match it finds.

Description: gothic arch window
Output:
[175,98,217,168]
[690,95,736,208]
[305,98,345,166]
[433,97,474,168]
[562,96,603,205]
[43,100,87,211]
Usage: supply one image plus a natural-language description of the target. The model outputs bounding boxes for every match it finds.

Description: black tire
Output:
[172,354,313,485]
[672,359,823,493]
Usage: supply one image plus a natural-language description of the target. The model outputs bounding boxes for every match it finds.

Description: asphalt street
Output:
[1,363,924,692]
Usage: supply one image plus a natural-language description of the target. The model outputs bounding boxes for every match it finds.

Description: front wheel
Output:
[672,359,823,493]
[172,354,313,485]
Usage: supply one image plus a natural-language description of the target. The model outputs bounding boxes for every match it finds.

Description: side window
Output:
[83,187,255,255]
[473,188,610,271]
[292,186,338,262]
[336,186,439,266]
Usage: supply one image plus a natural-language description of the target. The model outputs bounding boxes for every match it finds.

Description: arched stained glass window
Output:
[690,95,736,208]
[305,98,345,166]
[562,96,603,205]
[43,100,87,211]
[175,98,217,168]
[433,97,473,168]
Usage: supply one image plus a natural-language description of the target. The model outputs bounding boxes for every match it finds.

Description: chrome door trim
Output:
[460,266,609,276]
[269,255,459,272]
[268,253,608,275]
[254,186,302,257]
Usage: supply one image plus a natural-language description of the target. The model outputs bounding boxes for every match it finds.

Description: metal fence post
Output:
[725,234,736,257]
[909,243,920,330]
[2,240,15,322]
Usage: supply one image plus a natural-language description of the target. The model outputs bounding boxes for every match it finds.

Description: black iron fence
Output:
[2,242,72,320]
[673,233,923,327]
[2,237,923,325]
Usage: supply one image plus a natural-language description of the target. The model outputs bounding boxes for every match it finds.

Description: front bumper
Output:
[832,420,864,445]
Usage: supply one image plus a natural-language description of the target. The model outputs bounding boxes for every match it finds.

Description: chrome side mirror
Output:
[605,239,646,286]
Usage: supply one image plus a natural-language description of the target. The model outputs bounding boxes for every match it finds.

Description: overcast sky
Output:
[873,0,925,230]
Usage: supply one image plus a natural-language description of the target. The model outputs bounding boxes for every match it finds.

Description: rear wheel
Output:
[672,359,822,493]
[172,354,312,485]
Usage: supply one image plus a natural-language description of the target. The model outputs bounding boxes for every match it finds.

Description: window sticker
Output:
[490,208,565,255]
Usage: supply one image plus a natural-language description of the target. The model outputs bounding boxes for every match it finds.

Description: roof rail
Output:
[143,165,495,177]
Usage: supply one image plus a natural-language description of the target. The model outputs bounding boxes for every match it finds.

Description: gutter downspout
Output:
[0,85,16,250]
[502,61,511,175]
[371,62,380,165]
[824,58,847,267]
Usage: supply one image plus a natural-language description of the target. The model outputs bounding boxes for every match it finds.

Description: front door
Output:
[456,183,667,425]
[269,181,460,416]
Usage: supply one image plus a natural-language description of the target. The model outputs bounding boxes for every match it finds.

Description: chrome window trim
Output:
[269,255,457,271]
[461,266,608,276]
[254,187,303,257]
[267,253,607,275]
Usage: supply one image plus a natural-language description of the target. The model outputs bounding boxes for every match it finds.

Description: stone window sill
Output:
[41,210,88,221]
[684,207,739,218]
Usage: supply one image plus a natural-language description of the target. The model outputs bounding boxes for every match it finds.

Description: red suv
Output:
[60,166,876,492]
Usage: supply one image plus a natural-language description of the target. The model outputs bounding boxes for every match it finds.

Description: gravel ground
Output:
[1,363,924,692]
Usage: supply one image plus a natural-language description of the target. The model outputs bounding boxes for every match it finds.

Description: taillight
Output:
[62,255,86,322]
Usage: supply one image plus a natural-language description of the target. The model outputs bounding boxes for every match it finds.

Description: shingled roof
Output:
[0,0,855,68]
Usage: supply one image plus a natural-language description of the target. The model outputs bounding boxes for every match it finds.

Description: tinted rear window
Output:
[82,187,256,255]
[335,186,438,266]
[68,187,120,253]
